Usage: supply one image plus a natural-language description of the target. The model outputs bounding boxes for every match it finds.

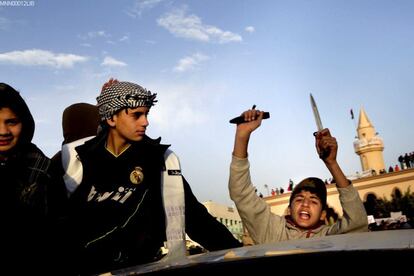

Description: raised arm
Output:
[314,128,349,188]
[230,108,285,244]
[315,129,368,233]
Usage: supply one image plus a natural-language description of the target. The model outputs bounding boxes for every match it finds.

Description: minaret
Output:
[353,108,385,174]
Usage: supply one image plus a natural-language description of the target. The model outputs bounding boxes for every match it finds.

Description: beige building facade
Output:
[202,201,243,241]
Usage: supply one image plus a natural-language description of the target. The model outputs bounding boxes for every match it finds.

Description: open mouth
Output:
[299,211,310,220]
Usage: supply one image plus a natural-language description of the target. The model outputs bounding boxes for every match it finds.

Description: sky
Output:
[1,0,413,206]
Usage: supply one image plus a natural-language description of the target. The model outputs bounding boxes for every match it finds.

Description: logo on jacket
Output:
[130,166,144,185]
[168,169,181,176]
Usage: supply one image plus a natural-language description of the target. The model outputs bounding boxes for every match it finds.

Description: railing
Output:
[347,169,376,180]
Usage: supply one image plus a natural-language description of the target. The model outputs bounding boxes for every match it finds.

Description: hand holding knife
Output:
[229,105,270,124]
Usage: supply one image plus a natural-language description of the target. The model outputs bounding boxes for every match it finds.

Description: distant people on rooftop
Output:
[404,153,411,169]
[398,155,404,169]
[398,152,413,170]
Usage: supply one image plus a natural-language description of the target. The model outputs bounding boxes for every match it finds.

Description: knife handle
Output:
[313,131,331,160]
[319,150,330,160]
[229,112,270,124]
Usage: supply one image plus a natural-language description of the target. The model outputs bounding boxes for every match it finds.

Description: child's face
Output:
[0,107,22,156]
[108,107,150,143]
[289,190,326,229]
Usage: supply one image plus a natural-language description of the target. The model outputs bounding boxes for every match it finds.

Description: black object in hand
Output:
[229,112,270,124]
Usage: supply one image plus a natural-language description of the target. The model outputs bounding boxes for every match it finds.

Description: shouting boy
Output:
[229,108,368,244]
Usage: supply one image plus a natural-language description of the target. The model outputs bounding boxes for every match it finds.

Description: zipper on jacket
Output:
[84,188,149,248]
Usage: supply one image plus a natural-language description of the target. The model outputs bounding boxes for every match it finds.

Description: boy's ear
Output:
[319,209,327,221]
[106,117,116,127]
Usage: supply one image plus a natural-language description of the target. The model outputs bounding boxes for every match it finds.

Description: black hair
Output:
[289,177,327,210]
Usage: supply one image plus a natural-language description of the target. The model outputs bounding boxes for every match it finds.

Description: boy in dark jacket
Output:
[56,79,241,275]
[0,83,67,273]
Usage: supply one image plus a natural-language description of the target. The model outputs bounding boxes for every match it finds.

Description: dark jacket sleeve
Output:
[183,177,242,251]
[47,151,70,220]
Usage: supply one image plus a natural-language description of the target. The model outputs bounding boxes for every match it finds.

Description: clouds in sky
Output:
[78,30,130,46]
[80,43,92,48]
[173,53,209,72]
[101,56,127,67]
[157,8,242,43]
[0,49,88,68]
[79,30,110,40]
[119,35,130,42]
[0,49,129,69]
[126,0,164,17]
[150,84,208,131]
[245,26,255,33]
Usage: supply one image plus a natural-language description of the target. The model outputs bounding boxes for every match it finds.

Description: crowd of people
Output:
[2,80,370,275]
[377,152,414,175]
[398,152,414,170]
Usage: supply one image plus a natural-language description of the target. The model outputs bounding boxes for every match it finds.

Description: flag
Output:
[350,108,354,120]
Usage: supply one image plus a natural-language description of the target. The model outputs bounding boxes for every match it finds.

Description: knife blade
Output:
[310,93,329,159]
[310,93,323,131]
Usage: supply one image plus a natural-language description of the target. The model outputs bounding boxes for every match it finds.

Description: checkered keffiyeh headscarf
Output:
[97,81,157,121]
